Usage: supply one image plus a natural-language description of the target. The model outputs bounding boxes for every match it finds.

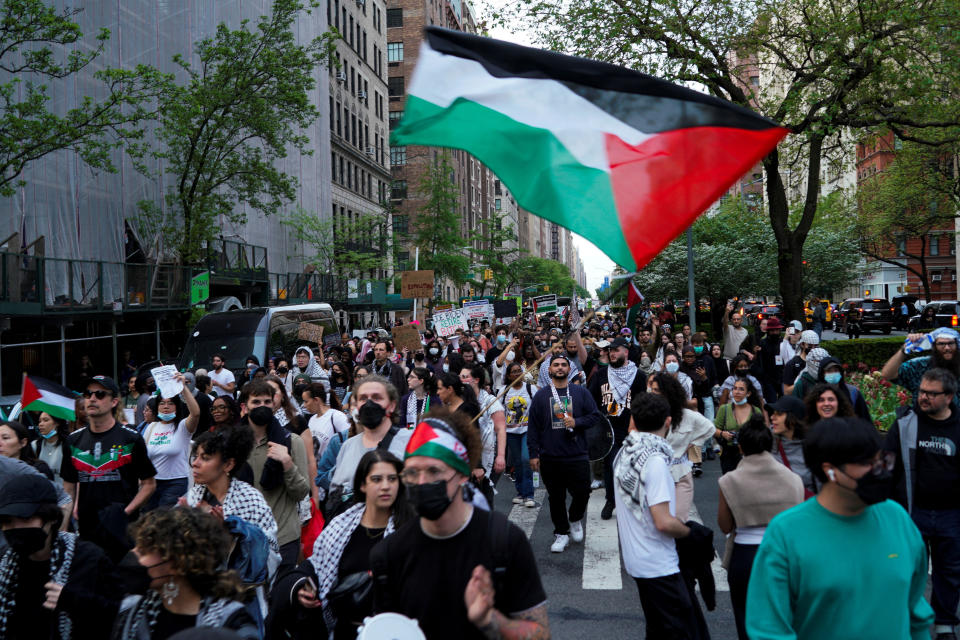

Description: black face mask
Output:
[854,468,895,506]
[406,479,453,520]
[276,366,288,375]
[735,369,749,378]
[249,406,274,426]
[294,385,308,397]
[3,527,49,556]
[146,382,157,393]
[358,400,387,428]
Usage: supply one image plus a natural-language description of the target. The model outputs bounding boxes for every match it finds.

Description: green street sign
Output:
[191,271,210,305]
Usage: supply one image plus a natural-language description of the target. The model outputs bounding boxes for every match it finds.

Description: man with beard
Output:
[758,318,785,403]
[528,355,603,553]
[885,368,960,640]
[537,333,588,388]
[722,302,749,361]
[883,327,960,406]
[372,410,549,640]
[372,339,409,395]
[590,338,648,520]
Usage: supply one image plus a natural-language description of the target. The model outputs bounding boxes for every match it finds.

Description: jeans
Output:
[912,507,960,626]
[604,439,624,504]
[146,477,189,511]
[699,396,715,421]
[728,543,760,640]
[540,458,590,534]
[506,432,534,499]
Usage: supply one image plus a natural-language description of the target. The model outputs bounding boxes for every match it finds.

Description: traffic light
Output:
[544,285,549,292]
[483,269,493,280]
[470,288,475,296]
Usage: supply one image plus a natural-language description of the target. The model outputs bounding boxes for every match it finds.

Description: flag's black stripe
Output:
[425,27,781,134]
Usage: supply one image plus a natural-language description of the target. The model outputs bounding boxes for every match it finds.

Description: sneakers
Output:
[692,463,703,478]
[601,500,615,520]
[524,498,536,508]
[512,496,524,505]
[569,519,584,543]
[550,534,569,553]
[590,478,604,490]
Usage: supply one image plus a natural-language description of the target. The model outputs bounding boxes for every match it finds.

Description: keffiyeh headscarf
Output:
[292,345,324,380]
[0,530,76,639]
[804,347,830,379]
[614,430,675,524]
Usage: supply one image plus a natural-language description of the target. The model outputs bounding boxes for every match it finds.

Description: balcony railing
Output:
[268,272,348,305]
[205,239,268,281]
[0,252,192,314]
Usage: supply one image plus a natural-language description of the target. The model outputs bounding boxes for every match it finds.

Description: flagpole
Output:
[686,228,696,334]
[471,277,632,424]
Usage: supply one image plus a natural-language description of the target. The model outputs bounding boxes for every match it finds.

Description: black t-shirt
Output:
[782,354,805,387]
[60,423,157,534]
[373,508,546,640]
[335,525,386,639]
[914,409,960,510]
[588,366,647,441]
[10,558,53,639]
[154,608,197,639]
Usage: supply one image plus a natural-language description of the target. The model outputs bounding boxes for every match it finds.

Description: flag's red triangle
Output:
[627,281,642,308]
[21,375,41,407]
[406,421,438,454]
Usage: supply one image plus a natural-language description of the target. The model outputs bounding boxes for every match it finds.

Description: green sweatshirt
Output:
[746,497,933,640]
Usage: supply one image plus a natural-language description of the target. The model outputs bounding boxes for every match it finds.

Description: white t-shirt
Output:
[503,383,537,435]
[614,454,680,579]
[144,418,193,480]
[209,367,236,397]
[723,324,748,360]
[476,389,504,473]
[308,409,350,459]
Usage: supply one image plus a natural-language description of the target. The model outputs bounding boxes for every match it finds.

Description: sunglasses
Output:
[82,389,112,399]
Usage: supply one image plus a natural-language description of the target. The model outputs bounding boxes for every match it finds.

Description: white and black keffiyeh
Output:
[614,431,676,525]
[116,591,237,640]
[406,393,429,428]
[187,478,280,553]
[308,502,397,631]
[607,361,639,407]
[0,530,76,639]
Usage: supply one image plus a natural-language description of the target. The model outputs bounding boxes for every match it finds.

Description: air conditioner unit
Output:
[356,0,365,6]
[336,71,347,82]
[357,90,367,100]
[933,274,942,281]
[366,146,376,156]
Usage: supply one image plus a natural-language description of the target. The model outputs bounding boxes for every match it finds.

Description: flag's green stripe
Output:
[393,95,636,271]
[25,399,75,421]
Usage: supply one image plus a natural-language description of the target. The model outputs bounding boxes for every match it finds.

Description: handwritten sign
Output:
[298,322,325,343]
[433,309,469,337]
[392,324,423,354]
[401,270,435,299]
[150,365,183,399]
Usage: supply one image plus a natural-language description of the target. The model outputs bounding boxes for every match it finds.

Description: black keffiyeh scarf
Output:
[0,530,76,639]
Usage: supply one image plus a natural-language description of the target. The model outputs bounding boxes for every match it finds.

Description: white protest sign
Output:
[433,309,469,337]
[463,300,493,321]
[150,364,183,399]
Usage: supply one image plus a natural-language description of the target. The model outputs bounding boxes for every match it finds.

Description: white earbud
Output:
[828,469,836,482]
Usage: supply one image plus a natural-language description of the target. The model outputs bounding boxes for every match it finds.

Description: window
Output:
[334,0,339,28]
[896,235,906,257]
[387,8,403,27]
[392,180,407,199]
[389,111,404,129]
[388,76,404,97]
[750,75,759,87]
[397,251,410,271]
[362,31,367,61]
[393,214,409,234]
[931,235,940,256]
[391,146,407,165]
[388,42,404,62]
[495,198,501,210]
[331,151,337,182]
[335,101,341,136]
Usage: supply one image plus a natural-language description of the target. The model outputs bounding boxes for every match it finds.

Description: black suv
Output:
[907,301,960,331]
[835,298,894,334]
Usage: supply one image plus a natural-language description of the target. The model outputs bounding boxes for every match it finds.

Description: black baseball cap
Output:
[766,395,806,420]
[88,375,121,397]
[0,474,57,518]
[549,353,570,365]
[609,337,631,350]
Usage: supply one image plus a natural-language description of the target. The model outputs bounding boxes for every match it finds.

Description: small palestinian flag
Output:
[21,375,77,421]
[405,419,471,476]
[392,28,789,271]
[625,281,645,331]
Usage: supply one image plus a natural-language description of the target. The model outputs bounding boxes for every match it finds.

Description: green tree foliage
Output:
[137,0,337,263]
[470,208,525,297]
[0,0,167,197]
[857,137,959,302]
[513,255,580,298]
[282,206,394,278]
[495,0,960,320]
[412,151,470,289]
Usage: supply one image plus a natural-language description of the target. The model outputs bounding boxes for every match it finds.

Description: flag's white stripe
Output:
[410,43,652,173]
[582,490,622,589]
[36,390,76,411]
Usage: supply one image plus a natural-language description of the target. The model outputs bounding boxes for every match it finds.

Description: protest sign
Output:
[493,300,519,318]
[298,322,325,343]
[150,365,183,399]
[532,294,558,314]
[392,324,423,353]
[401,270,435,298]
[433,309,469,337]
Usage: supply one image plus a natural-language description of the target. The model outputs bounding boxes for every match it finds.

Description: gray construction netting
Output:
[0,0,332,306]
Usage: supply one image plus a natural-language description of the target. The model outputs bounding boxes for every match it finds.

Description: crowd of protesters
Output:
[2,299,960,640]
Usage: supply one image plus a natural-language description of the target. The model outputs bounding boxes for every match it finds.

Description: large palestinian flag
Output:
[392,28,789,271]
[21,375,77,421]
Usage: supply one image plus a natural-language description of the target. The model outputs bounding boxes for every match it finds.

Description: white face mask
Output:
[665,362,680,374]
[506,351,516,362]
[429,348,439,356]
[442,364,450,373]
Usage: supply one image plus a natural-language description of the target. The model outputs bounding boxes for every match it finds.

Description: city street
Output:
[494,456,739,639]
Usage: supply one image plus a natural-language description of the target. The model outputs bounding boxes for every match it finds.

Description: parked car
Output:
[907,300,960,331]
[835,298,894,334]
[747,304,783,326]
[892,295,920,330]
[804,299,833,327]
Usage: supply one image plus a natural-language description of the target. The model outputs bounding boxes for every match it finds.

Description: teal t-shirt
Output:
[746,498,933,640]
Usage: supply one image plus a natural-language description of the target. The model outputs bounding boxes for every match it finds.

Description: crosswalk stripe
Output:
[507,486,546,539]
[582,490,623,590]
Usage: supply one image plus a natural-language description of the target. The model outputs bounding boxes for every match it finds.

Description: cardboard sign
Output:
[434,303,454,312]
[493,300,519,318]
[298,322,325,343]
[533,294,558,314]
[433,309,469,337]
[150,365,183,399]
[401,270,435,299]
[392,324,423,354]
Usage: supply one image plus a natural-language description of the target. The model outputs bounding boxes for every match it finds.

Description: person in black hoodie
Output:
[817,356,872,424]
[528,354,602,554]
[0,474,122,640]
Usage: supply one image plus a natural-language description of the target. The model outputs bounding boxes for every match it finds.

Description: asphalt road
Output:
[493,455,739,640]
